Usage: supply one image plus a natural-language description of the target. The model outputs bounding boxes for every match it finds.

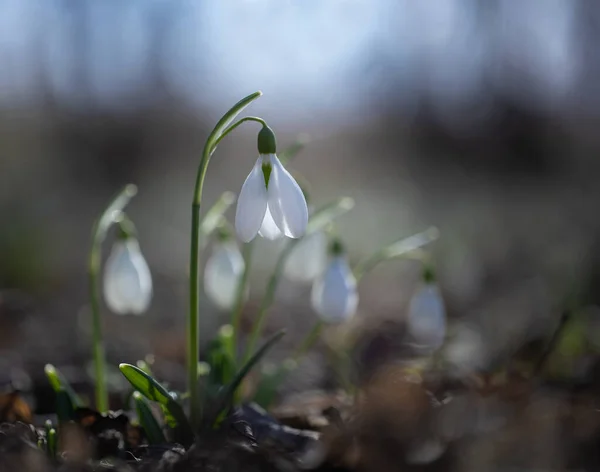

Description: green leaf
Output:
[135,359,154,376]
[119,364,194,445]
[56,389,76,423]
[133,391,166,445]
[211,329,286,425]
[207,325,236,386]
[353,226,440,280]
[119,364,173,405]
[377,226,440,260]
[44,364,84,408]
[46,422,57,459]
[307,197,355,234]
[207,91,262,155]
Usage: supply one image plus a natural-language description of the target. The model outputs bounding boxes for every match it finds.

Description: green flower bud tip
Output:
[218,324,234,339]
[257,124,277,154]
[117,218,137,240]
[422,263,436,283]
[215,222,233,242]
[329,239,345,256]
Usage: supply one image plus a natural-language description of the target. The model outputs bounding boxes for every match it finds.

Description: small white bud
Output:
[406,283,446,351]
[311,255,358,323]
[204,241,245,311]
[284,231,328,283]
[103,239,152,315]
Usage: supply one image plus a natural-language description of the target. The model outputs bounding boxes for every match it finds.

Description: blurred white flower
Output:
[204,241,245,310]
[311,254,358,323]
[235,153,308,243]
[406,283,446,350]
[103,239,152,315]
[284,231,328,283]
[406,438,447,465]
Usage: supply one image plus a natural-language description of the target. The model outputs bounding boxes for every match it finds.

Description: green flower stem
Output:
[242,197,355,365]
[292,320,324,361]
[230,242,254,362]
[353,226,440,281]
[242,243,296,364]
[88,184,138,412]
[214,116,267,148]
[188,91,263,428]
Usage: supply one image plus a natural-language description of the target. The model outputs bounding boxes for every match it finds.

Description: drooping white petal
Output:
[311,256,358,323]
[103,239,153,315]
[204,241,245,310]
[235,157,268,243]
[407,283,446,350]
[284,231,327,283]
[258,206,283,240]
[267,154,308,238]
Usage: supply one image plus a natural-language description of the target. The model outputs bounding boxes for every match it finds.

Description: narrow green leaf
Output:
[44,364,84,408]
[207,325,236,386]
[119,364,173,405]
[119,364,194,445]
[133,391,166,445]
[135,360,154,376]
[353,226,440,280]
[212,329,286,423]
[207,91,262,155]
[378,226,440,259]
[47,426,57,459]
[56,389,76,423]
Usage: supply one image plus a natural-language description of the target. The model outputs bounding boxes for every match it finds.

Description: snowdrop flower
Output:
[235,125,308,243]
[204,240,245,310]
[311,241,358,323]
[103,237,152,315]
[284,231,328,283]
[406,270,446,351]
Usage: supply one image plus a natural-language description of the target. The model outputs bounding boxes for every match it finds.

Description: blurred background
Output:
[3,0,600,451]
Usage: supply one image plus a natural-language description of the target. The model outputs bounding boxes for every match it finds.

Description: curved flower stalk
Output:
[406,268,446,351]
[103,226,153,315]
[311,240,359,324]
[235,126,308,243]
[187,91,288,427]
[88,184,137,412]
[204,239,246,311]
[283,230,328,283]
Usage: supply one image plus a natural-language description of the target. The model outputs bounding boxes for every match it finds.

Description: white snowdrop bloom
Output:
[235,153,308,242]
[236,124,308,242]
[103,238,152,315]
[311,254,358,323]
[204,241,245,310]
[407,283,447,350]
[284,231,328,283]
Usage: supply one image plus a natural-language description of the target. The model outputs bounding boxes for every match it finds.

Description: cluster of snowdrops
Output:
[44,92,447,444]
